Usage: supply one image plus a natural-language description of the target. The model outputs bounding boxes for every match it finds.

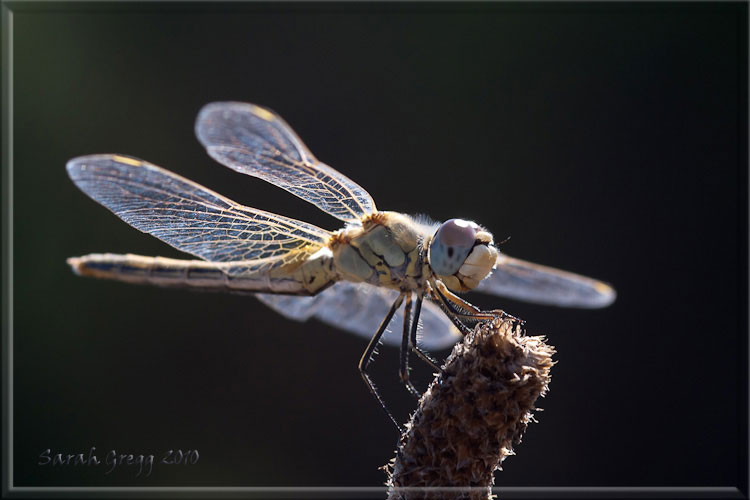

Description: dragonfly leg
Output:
[434,280,525,326]
[408,293,442,374]
[399,294,421,400]
[428,286,474,336]
[359,293,405,432]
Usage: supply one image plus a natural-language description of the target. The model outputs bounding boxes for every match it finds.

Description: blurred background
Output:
[11,1,746,490]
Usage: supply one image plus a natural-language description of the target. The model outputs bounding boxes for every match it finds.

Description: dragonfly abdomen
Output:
[66,253,336,295]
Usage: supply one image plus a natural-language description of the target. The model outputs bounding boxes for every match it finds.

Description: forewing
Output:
[256,282,461,350]
[475,253,616,308]
[195,101,377,222]
[66,154,331,273]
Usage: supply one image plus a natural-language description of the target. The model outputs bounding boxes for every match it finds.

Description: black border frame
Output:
[1,2,747,498]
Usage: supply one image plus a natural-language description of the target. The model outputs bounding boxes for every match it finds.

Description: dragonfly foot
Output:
[479,309,525,327]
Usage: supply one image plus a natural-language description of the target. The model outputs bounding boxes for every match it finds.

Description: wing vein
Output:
[67,154,332,272]
[195,102,377,222]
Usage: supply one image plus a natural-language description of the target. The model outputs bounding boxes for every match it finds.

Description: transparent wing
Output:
[256,282,461,350]
[195,101,377,223]
[475,253,616,308]
[66,154,331,274]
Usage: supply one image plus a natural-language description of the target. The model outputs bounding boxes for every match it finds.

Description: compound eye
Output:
[430,219,478,276]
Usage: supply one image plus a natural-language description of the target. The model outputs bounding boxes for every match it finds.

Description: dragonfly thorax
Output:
[427,219,498,292]
[329,212,426,291]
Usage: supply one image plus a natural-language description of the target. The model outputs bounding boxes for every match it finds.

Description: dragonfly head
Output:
[428,219,498,291]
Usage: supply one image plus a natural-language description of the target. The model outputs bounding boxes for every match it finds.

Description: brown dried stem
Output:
[385,317,554,500]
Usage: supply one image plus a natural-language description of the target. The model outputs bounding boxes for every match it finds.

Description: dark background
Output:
[10,1,747,490]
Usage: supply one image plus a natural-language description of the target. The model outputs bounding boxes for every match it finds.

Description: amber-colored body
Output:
[331,212,429,292]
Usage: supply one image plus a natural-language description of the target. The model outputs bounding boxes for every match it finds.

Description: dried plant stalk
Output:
[385,317,554,500]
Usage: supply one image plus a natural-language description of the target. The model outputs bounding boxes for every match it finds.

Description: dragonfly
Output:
[66,101,616,429]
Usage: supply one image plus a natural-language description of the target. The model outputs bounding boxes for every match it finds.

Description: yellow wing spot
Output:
[594,281,613,294]
[251,106,275,122]
[112,155,142,167]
